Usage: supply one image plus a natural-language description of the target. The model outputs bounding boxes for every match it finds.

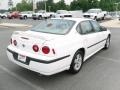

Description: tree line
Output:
[12,0,120,12]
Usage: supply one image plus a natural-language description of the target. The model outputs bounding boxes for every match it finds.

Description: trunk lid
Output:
[12,31,62,55]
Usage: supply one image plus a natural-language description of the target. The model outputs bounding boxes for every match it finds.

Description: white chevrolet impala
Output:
[7,18,111,75]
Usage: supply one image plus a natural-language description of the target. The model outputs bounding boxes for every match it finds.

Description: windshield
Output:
[87,9,100,13]
[31,19,75,35]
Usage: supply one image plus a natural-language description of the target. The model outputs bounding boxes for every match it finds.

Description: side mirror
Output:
[100,26,107,31]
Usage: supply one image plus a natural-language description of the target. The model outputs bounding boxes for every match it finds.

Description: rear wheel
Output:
[69,50,83,74]
[24,16,27,19]
[50,15,52,18]
[102,15,106,20]
[38,15,42,20]
[104,36,110,49]
[94,16,97,20]
[11,16,14,19]
[2,16,6,19]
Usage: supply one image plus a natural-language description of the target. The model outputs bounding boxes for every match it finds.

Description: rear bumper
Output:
[32,16,38,19]
[7,47,71,75]
[19,16,24,19]
[83,15,95,19]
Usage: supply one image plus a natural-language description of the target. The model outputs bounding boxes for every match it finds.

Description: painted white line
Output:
[0,65,44,90]
[0,26,9,28]
[97,56,120,64]
[0,23,32,28]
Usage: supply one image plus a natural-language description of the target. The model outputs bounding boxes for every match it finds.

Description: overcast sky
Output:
[0,0,73,10]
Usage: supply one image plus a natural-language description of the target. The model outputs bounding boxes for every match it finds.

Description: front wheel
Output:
[94,16,97,20]
[69,51,83,74]
[38,16,42,20]
[104,36,110,49]
[24,16,27,19]
[102,15,106,20]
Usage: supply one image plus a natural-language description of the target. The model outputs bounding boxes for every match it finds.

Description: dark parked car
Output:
[7,11,20,19]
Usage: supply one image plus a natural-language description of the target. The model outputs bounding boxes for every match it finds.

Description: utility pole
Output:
[33,0,37,12]
[8,0,13,11]
[44,0,47,12]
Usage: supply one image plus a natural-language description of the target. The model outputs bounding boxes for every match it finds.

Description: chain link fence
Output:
[107,11,120,18]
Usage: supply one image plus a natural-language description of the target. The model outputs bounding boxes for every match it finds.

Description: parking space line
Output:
[97,56,120,64]
[0,65,44,90]
[0,26,9,28]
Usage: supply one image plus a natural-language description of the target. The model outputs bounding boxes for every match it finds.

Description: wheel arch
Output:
[24,15,27,17]
[108,34,111,38]
[39,15,42,17]
[68,47,85,73]
[78,48,85,59]
[75,47,86,60]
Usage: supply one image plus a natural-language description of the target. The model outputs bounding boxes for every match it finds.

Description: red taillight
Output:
[13,40,17,46]
[10,38,12,44]
[42,46,50,54]
[33,45,39,52]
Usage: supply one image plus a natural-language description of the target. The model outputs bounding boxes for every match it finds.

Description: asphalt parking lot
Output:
[0,19,120,90]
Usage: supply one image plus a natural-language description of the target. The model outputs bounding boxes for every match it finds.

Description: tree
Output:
[36,1,45,10]
[70,0,80,10]
[88,0,99,9]
[12,0,32,11]
[54,0,67,11]
[70,0,99,12]
[99,0,115,11]
[46,0,56,12]
[12,0,120,12]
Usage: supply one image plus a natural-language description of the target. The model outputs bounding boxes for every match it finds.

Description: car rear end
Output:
[32,13,38,20]
[7,19,76,75]
[7,31,70,75]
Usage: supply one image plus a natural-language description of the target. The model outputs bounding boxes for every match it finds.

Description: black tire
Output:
[94,16,97,20]
[104,36,110,49]
[38,15,42,20]
[20,17,23,20]
[8,17,12,19]
[50,15,53,18]
[33,18,36,20]
[24,16,27,19]
[1,16,6,19]
[102,15,106,20]
[69,50,83,74]
[11,16,14,19]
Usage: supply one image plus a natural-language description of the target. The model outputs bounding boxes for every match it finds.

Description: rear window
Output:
[31,19,75,35]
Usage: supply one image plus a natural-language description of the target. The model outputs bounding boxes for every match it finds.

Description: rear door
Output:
[90,20,107,50]
[77,20,98,59]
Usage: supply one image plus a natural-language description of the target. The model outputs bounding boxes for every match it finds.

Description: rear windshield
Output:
[31,19,75,35]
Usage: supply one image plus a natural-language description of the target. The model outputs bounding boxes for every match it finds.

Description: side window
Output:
[91,21,101,32]
[80,21,93,34]
[76,24,82,34]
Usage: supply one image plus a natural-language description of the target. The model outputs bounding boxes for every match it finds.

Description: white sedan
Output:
[7,18,111,75]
